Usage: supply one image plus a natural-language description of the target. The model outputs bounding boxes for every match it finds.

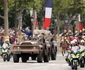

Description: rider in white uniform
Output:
[79,40,85,51]
[71,40,79,53]
[2,40,9,48]
[65,40,79,65]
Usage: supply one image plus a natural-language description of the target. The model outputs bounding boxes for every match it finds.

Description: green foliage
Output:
[0,0,85,28]
[53,0,85,16]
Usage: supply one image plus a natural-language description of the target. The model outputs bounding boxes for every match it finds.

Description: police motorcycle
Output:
[1,40,11,62]
[1,46,11,62]
[78,40,85,67]
[79,49,85,67]
[70,50,80,70]
[65,48,80,70]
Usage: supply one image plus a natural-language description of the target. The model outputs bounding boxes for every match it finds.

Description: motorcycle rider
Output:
[2,39,9,49]
[79,40,85,64]
[65,40,79,65]
[79,40,85,50]
[71,40,79,53]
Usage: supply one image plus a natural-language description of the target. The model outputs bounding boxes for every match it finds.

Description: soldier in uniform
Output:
[62,29,67,36]
[82,28,85,36]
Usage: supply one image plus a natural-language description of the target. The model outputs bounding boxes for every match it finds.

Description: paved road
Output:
[0,53,85,70]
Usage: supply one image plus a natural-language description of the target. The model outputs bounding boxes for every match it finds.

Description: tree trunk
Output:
[4,0,9,41]
[17,12,22,42]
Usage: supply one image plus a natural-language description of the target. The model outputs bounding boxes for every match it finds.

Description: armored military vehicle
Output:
[12,39,50,63]
[12,29,57,63]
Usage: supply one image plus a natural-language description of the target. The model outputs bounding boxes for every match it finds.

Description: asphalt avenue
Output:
[0,53,85,70]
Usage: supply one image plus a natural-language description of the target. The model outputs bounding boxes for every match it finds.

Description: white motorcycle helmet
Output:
[80,40,85,45]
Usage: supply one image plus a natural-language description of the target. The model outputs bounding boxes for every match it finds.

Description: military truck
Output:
[45,38,57,60]
[50,40,57,60]
[12,39,50,63]
[12,29,57,63]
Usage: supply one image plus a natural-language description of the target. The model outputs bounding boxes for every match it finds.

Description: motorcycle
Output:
[69,51,80,70]
[1,47,11,62]
[79,49,85,68]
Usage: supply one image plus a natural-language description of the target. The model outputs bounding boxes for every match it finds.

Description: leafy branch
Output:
[0,15,4,19]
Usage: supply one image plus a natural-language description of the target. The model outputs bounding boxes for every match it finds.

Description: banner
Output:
[43,0,52,29]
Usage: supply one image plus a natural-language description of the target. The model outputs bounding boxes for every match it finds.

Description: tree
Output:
[0,0,9,40]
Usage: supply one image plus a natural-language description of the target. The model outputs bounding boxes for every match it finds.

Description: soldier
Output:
[79,30,82,37]
[33,32,39,40]
[82,28,85,36]
[62,29,67,36]
[45,27,52,41]
[75,30,79,37]
[68,29,73,36]
[33,27,40,35]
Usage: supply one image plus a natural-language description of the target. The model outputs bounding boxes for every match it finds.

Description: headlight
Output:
[76,56,79,58]
[71,55,76,58]
[33,47,36,49]
[39,45,43,48]
[81,53,84,56]
[17,47,20,49]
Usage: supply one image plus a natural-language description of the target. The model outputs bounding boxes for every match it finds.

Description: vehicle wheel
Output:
[74,63,77,70]
[80,63,84,67]
[74,66,77,70]
[55,47,57,56]
[3,55,6,62]
[37,52,43,63]
[31,55,36,60]
[7,56,10,61]
[43,55,49,62]
[51,48,56,60]
[21,55,27,63]
[13,54,19,63]
[48,48,51,60]
[72,67,74,69]
[80,64,84,68]
[50,42,56,60]
[80,60,84,68]
[51,53,56,60]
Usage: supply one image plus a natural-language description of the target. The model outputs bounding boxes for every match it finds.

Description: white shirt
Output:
[71,46,79,53]
[79,45,85,51]
[2,43,8,48]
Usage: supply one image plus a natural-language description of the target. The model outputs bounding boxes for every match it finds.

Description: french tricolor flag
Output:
[43,0,52,29]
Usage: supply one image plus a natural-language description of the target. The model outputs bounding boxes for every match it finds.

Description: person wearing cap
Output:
[68,29,73,36]
[62,29,67,37]
[79,40,85,51]
[70,40,79,53]
[82,28,85,36]
[73,39,78,46]
[65,40,79,66]
[33,32,39,40]
[2,40,9,49]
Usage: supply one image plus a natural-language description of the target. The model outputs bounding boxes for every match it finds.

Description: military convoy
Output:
[12,30,57,63]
